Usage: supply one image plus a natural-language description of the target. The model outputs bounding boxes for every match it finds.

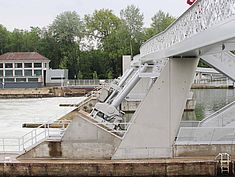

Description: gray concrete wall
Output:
[61,114,121,159]
[18,141,61,159]
[174,144,235,157]
[19,113,121,160]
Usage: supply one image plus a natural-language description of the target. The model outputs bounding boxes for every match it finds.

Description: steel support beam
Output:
[201,51,235,81]
[112,57,199,159]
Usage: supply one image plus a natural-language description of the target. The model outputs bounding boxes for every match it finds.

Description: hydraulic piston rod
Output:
[111,64,148,108]
[105,68,135,103]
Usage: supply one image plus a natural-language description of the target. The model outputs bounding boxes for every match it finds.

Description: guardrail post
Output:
[22,136,24,150]
[34,130,37,143]
[18,138,21,152]
[48,123,50,137]
[44,124,47,138]
[2,139,5,153]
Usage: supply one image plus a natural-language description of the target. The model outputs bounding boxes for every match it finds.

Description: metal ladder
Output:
[215,153,231,175]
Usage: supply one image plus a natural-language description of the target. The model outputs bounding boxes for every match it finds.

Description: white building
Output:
[0,52,55,88]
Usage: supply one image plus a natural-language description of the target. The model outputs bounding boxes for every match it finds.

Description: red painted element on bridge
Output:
[187,0,196,5]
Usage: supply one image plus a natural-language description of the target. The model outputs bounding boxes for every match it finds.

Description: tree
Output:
[102,23,130,76]
[49,11,84,78]
[120,5,144,57]
[151,10,175,35]
[38,28,62,69]
[0,24,9,54]
[23,27,41,52]
[77,71,83,79]
[84,9,122,48]
[107,71,113,79]
[93,71,98,79]
[50,11,84,44]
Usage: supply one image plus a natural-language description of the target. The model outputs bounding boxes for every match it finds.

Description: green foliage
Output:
[198,60,209,68]
[77,71,83,79]
[151,10,175,34]
[49,11,83,78]
[107,71,113,79]
[144,10,175,40]
[92,71,98,79]
[0,24,9,54]
[84,9,122,48]
[0,9,180,79]
[50,11,83,44]
[120,5,144,57]
[120,5,144,37]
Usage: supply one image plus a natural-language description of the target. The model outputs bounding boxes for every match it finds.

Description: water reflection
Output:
[188,89,235,121]
[125,89,235,122]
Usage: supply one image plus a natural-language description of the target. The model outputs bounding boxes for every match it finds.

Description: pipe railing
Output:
[0,120,71,154]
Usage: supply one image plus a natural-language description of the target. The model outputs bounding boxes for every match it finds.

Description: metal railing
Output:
[65,79,113,87]
[176,127,235,145]
[0,120,71,153]
[193,78,234,87]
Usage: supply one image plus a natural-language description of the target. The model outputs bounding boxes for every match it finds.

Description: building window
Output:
[16,78,26,82]
[0,70,2,77]
[5,70,13,76]
[0,63,3,68]
[44,63,47,68]
[51,77,65,80]
[34,63,42,68]
[24,70,32,76]
[15,70,23,76]
[4,78,14,82]
[15,63,22,68]
[34,70,42,76]
[28,78,38,82]
[5,63,13,68]
[0,78,2,82]
[24,63,32,68]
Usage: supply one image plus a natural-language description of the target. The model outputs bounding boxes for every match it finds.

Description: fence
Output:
[176,127,235,145]
[0,120,71,153]
[65,79,113,87]
[193,78,234,87]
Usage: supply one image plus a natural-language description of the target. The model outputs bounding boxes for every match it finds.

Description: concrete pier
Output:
[0,158,217,177]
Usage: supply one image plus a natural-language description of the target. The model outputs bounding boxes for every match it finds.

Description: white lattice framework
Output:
[140,0,235,58]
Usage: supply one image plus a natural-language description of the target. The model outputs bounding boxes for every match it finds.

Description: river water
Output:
[183,89,235,121]
[0,97,86,138]
[0,89,235,138]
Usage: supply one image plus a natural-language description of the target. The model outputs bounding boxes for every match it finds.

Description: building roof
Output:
[0,52,50,61]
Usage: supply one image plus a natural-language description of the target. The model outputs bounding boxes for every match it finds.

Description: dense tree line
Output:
[0,6,176,79]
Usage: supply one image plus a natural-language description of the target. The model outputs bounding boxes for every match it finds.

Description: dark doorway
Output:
[43,70,46,86]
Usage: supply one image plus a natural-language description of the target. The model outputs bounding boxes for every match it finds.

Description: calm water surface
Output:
[183,89,235,121]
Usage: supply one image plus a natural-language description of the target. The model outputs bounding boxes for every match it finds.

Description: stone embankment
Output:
[0,87,87,98]
[0,158,217,177]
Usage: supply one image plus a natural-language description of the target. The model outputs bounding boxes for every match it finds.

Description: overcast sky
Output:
[0,0,189,31]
